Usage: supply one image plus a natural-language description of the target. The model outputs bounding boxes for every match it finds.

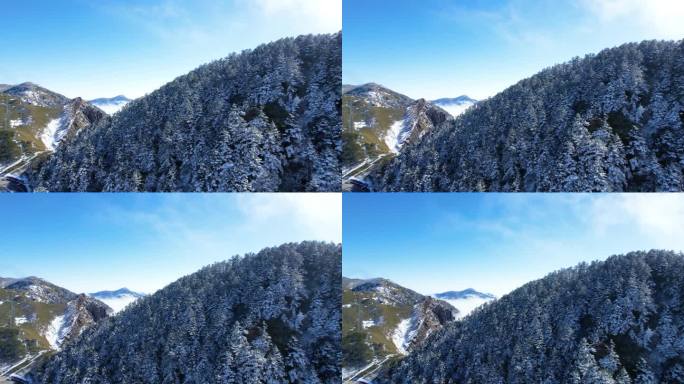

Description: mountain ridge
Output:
[30,241,342,384]
[373,39,684,192]
[379,250,684,383]
[28,32,342,192]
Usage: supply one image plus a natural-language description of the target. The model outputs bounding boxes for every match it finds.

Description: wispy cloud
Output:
[588,194,684,247]
[578,0,684,39]
[424,194,684,296]
[438,2,555,49]
[96,0,340,50]
[100,194,341,259]
[235,193,342,242]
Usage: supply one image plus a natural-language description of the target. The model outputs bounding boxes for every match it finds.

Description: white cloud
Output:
[589,194,684,245]
[579,0,684,39]
[103,194,341,254]
[105,0,340,49]
[235,193,342,243]
[251,0,341,32]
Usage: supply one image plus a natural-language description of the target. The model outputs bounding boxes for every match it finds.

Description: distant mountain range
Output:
[88,95,131,115]
[433,289,496,319]
[434,288,496,301]
[89,288,145,314]
[431,95,478,117]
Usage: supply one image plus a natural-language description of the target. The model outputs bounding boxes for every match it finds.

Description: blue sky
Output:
[343,193,684,297]
[343,0,684,100]
[0,193,341,294]
[0,0,341,99]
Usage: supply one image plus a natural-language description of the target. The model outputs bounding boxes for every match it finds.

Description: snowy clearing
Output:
[14,317,28,325]
[384,120,405,153]
[40,118,63,151]
[44,315,66,350]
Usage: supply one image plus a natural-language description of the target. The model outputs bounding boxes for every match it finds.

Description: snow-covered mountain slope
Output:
[342,84,452,188]
[375,40,684,192]
[5,277,78,304]
[30,242,341,384]
[343,276,457,377]
[27,33,341,193]
[89,288,145,313]
[2,82,69,108]
[88,95,131,115]
[1,85,105,189]
[433,289,496,318]
[432,95,477,117]
[44,294,112,350]
[0,277,111,368]
[41,98,107,151]
[380,250,684,383]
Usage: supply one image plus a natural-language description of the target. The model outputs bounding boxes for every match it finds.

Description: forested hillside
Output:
[31,33,341,192]
[30,242,342,384]
[374,40,684,192]
[379,250,684,383]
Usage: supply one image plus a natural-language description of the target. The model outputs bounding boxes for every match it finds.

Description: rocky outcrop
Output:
[59,294,113,345]
[59,98,108,143]
[406,297,457,352]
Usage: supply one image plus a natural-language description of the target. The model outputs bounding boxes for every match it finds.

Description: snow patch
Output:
[9,119,23,128]
[353,121,367,129]
[391,317,413,355]
[384,120,406,153]
[384,116,419,153]
[40,118,63,151]
[44,315,66,350]
[362,320,376,329]
[343,304,352,308]
[14,316,28,325]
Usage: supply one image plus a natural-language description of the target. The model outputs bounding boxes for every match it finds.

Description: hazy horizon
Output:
[343,194,684,297]
[0,0,341,100]
[0,194,341,294]
[343,0,684,100]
